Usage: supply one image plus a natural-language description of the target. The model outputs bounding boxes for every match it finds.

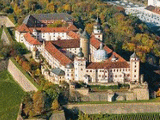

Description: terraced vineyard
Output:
[0,70,25,120]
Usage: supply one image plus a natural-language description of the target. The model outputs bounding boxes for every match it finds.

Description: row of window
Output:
[99,74,130,78]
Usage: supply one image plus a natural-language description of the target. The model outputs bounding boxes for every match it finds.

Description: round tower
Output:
[65,63,74,82]
[130,52,140,82]
[80,30,90,62]
[74,48,86,82]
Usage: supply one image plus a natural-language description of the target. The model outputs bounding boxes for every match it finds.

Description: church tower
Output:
[74,48,87,81]
[93,16,103,41]
[130,52,140,82]
[80,30,90,62]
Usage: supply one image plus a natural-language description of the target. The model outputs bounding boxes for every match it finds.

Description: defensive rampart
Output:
[8,59,38,92]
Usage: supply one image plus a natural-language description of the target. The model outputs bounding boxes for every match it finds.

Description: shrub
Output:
[51,99,60,110]
[22,61,31,72]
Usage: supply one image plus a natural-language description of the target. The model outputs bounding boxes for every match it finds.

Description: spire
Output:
[78,28,82,35]
[99,42,103,50]
[96,13,99,23]
[130,52,138,58]
[81,29,89,39]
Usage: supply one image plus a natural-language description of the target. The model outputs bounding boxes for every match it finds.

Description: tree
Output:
[46,2,55,12]
[22,92,34,118]
[63,4,71,12]
[85,23,93,34]
[34,68,41,76]
[22,61,31,72]
[51,98,59,110]
[15,55,20,62]
[18,59,23,66]
[32,91,48,115]
[14,3,22,16]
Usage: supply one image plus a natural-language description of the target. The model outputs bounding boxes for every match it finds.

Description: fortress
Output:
[15,13,140,85]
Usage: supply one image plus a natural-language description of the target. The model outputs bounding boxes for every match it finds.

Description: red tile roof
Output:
[90,35,127,62]
[52,39,80,48]
[24,33,42,45]
[16,24,78,33]
[67,24,78,31]
[87,61,129,69]
[90,35,112,53]
[16,24,30,33]
[29,27,69,33]
[45,41,72,66]
[67,31,80,39]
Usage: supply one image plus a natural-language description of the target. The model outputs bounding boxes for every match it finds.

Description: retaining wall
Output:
[1,29,10,45]
[66,102,160,114]
[8,59,38,92]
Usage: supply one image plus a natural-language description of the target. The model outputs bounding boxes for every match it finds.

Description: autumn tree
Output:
[51,98,59,110]
[22,61,31,72]
[85,23,93,34]
[32,91,49,115]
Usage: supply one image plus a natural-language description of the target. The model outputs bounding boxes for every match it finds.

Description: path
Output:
[66,102,160,114]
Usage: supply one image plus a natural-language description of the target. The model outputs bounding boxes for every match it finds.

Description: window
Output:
[81,68,83,71]
[120,75,122,77]
[90,70,92,72]
[134,70,136,72]
[115,75,117,78]
[110,75,112,77]
[67,74,69,76]
[134,75,136,77]
[86,70,88,72]
[99,75,101,77]
[135,65,136,68]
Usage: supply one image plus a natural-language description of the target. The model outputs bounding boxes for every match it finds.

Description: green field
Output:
[0,70,25,120]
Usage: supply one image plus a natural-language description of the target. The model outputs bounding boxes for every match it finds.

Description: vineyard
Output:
[78,112,160,120]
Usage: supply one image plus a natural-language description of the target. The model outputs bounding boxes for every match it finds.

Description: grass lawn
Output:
[0,70,25,120]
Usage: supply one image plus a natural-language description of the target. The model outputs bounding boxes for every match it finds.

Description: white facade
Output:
[148,0,160,7]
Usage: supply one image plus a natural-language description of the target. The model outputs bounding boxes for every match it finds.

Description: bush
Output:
[51,99,60,110]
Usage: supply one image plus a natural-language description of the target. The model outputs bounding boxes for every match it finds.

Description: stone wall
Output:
[79,90,148,102]
[49,111,66,120]
[8,59,38,92]
[133,88,149,100]
[65,102,160,114]
[1,29,11,45]
[0,16,15,28]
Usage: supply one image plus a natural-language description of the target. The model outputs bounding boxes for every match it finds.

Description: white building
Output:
[15,13,141,84]
[148,0,160,7]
